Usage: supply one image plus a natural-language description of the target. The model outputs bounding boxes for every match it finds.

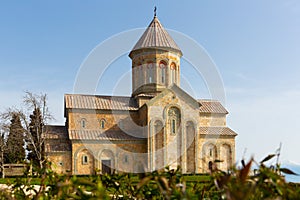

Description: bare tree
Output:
[22,91,53,170]
[0,92,52,175]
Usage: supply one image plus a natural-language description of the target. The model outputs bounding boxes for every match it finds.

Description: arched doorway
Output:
[100,149,114,174]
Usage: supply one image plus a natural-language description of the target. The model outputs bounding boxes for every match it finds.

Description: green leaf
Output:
[280,168,299,175]
[260,154,275,163]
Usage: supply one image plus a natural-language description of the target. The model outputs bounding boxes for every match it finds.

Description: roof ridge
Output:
[65,94,132,98]
[198,99,221,102]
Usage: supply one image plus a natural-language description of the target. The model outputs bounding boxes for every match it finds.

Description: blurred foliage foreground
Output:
[0,154,299,200]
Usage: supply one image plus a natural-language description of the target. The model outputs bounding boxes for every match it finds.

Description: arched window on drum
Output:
[159,61,167,84]
[147,62,154,83]
[170,62,176,84]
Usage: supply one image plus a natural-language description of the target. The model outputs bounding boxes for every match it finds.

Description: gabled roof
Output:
[64,90,227,114]
[68,130,145,141]
[146,84,200,109]
[198,100,228,114]
[65,94,138,111]
[199,127,237,137]
[130,16,182,55]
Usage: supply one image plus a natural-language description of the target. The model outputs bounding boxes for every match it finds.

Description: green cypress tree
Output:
[4,113,25,163]
[26,108,45,168]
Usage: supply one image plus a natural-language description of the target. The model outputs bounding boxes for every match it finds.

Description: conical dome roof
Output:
[130,16,182,55]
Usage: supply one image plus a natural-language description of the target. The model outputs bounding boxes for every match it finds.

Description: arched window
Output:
[100,119,105,129]
[206,144,217,160]
[147,62,154,83]
[171,119,176,134]
[82,154,88,165]
[124,155,128,163]
[132,65,136,89]
[170,63,176,84]
[159,61,166,84]
[138,64,143,87]
[168,107,180,135]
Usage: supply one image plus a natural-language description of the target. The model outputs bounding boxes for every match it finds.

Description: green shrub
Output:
[0,155,299,199]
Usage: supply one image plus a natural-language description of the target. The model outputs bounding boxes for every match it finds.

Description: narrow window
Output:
[124,155,128,163]
[172,119,176,134]
[168,107,180,135]
[209,148,213,157]
[82,155,88,165]
[162,68,165,83]
[170,63,176,84]
[81,119,86,129]
[100,119,105,129]
[138,65,143,87]
[148,63,154,83]
[159,61,166,84]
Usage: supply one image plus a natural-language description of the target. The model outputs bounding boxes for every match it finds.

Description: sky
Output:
[0,1,300,167]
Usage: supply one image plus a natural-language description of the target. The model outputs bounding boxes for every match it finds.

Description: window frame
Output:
[82,155,89,165]
[100,119,105,129]
[159,61,166,84]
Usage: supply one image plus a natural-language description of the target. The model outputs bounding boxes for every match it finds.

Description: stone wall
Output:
[67,109,140,133]
[46,152,72,174]
[197,136,235,173]
[199,113,226,127]
[71,141,147,174]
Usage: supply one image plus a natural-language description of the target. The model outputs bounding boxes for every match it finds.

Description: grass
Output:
[0,174,211,185]
[0,177,41,185]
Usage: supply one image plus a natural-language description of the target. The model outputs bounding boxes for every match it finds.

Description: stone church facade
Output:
[45,15,237,175]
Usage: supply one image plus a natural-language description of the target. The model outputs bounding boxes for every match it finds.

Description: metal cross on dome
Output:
[154,6,157,17]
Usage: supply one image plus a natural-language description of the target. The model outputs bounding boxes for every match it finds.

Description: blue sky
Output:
[1,1,300,166]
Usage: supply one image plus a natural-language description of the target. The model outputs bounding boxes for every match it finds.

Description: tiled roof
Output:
[44,125,68,139]
[199,127,237,136]
[64,95,227,114]
[65,94,138,111]
[131,16,182,54]
[198,100,228,114]
[68,130,145,141]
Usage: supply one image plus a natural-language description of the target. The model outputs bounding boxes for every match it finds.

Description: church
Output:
[45,14,237,175]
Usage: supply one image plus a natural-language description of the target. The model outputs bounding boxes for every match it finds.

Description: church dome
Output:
[129,16,182,57]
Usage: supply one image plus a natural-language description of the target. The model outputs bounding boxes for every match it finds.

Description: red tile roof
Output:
[199,127,237,136]
[68,130,145,141]
[65,95,228,115]
[65,94,138,111]
[198,100,228,114]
